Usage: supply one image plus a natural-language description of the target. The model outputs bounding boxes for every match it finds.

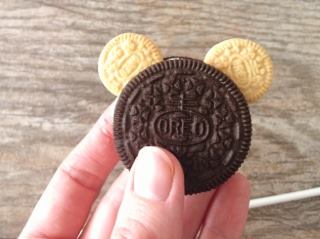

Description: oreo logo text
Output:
[154,111,210,145]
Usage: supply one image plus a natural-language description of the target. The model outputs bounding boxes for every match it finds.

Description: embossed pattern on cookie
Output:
[98,33,163,95]
[204,38,273,103]
[113,58,252,194]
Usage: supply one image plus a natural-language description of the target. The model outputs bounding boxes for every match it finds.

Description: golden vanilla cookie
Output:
[204,38,273,102]
[98,33,163,95]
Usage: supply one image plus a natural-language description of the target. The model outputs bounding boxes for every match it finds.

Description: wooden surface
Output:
[1,0,320,238]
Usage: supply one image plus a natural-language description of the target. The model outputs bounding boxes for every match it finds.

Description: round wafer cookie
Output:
[204,38,273,102]
[98,33,163,95]
[113,58,252,194]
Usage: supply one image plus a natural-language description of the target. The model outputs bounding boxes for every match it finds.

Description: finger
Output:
[80,170,129,239]
[20,100,120,239]
[182,190,215,239]
[199,173,250,239]
[111,146,185,239]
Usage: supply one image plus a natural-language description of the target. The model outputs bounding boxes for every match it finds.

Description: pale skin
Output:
[19,100,250,239]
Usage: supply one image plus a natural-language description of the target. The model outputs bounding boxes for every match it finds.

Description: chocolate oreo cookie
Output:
[113,58,252,194]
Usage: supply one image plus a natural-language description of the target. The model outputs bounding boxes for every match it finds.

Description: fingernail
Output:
[133,147,174,201]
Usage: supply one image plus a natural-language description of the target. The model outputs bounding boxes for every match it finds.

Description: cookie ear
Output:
[204,38,273,103]
[98,33,163,96]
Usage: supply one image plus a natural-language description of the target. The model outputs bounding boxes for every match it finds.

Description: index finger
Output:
[20,100,120,239]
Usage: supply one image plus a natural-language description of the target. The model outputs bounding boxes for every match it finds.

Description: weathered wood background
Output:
[1,0,320,238]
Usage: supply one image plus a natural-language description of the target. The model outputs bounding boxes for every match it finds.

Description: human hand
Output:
[19,101,250,239]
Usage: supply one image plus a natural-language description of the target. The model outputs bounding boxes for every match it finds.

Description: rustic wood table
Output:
[1,1,320,238]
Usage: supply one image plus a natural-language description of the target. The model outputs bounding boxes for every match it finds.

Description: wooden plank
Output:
[1,0,319,238]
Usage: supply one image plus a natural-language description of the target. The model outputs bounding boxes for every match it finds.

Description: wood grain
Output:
[1,0,320,238]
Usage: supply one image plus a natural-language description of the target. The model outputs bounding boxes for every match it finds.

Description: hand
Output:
[19,101,250,239]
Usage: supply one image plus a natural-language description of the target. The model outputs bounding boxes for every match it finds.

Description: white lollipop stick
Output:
[249,187,320,209]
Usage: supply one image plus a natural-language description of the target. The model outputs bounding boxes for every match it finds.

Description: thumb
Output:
[111,146,185,239]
